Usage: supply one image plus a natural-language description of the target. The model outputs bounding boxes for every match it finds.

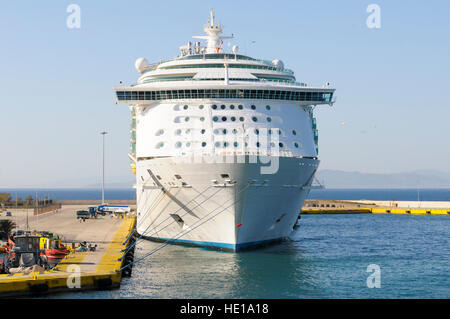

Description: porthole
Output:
[156,142,164,149]
[254,129,259,135]
[251,105,256,110]
[230,105,235,109]
[200,117,205,121]
[267,117,272,122]
[221,105,226,110]
[222,129,227,134]
[213,129,219,134]
[175,129,182,135]
[278,130,282,135]
[270,142,276,147]
[233,142,239,147]
[212,104,218,110]
[201,142,207,147]
[155,129,164,136]
[279,142,284,148]
[231,116,236,122]
[185,117,190,122]
[186,142,191,147]
[292,130,297,135]
[268,129,272,135]
[232,129,238,134]
[222,116,227,122]
[183,105,188,110]
[294,142,299,148]
[175,142,182,148]
[223,142,229,147]
[252,117,258,122]
[199,105,204,110]
[215,141,221,147]
[239,117,244,122]
[256,142,260,147]
[213,116,219,122]
[238,105,243,110]
[266,105,271,110]
[201,129,206,134]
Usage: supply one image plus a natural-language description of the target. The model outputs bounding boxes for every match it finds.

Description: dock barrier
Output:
[0,215,136,297]
[301,208,450,215]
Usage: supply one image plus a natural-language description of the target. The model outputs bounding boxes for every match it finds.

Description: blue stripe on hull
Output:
[141,235,285,252]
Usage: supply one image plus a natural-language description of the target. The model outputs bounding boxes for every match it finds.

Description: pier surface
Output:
[0,206,135,297]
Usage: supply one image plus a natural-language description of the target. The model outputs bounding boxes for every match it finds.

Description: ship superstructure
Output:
[114,11,335,251]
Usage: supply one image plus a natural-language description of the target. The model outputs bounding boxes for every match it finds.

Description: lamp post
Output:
[100,131,108,205]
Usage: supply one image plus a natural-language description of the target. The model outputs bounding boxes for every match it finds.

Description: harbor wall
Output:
[53,200,136,206]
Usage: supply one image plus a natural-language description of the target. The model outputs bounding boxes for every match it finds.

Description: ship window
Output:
[199,105,204,109]
[221,174,229,178]
[256,142,260,147]
[279,142,284,148]
[200,117,205,121]
[222,129,227,134]
[213,129,219,134]
[202,142,207,147]
[175,142,182,148]
[156,175,162,180]
[232,129,238,134]
[254,129,259,135]
[238,105,243,110]
[267,117,272,122]
[183,105,188,110]
[215,142,221,147]
[186,142,191,147]
[233,142,239,147]
[213,116,219,122]
[294,142,299,148]
[201,129,206,134]
[175,174,182,179]
[155,129,164,136]
[239,117,244,122]
[175,129,181,135]
[292,130,297,135]
[252,117,258,122]
[221,105,226,109]
[212,104,218,110]
[251,105,256,110]
[185,117,190,122]
[268,129,272,135]
[156,142,164,148]
[266,105,271,110]
[230,105,235,109]
[223,142,229,147]
[231,116,236,121]
[222,116,227,122]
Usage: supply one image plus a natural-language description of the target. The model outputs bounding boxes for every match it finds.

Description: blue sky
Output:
[0,1,449,187]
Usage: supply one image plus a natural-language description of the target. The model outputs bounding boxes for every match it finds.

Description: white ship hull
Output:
[135,155,318,251]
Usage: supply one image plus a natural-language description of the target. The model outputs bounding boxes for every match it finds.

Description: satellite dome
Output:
[272,59,284,70]
[135,58,149,74]
[232,45,239,54]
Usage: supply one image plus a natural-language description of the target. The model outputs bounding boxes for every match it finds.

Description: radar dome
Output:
[232,45,239,54]
[272,59,284,70]
[135,58,149,74]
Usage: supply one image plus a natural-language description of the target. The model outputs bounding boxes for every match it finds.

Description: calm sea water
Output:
[51,214,449,299]
[5,188,447,299]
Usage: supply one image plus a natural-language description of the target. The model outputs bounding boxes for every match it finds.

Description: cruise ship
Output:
[114,11,335,251]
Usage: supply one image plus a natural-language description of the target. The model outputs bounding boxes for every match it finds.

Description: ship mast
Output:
[193,10,233,54]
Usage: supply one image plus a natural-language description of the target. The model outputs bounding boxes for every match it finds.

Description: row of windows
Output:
[156,141,301,149]
[116,89,333,102]
[159,63,283,72]
[162,128,297,136]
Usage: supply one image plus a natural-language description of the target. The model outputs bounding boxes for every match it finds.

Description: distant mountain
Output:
[316,170,450,188]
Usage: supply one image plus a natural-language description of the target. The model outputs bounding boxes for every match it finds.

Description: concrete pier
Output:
[0,205,135,297]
